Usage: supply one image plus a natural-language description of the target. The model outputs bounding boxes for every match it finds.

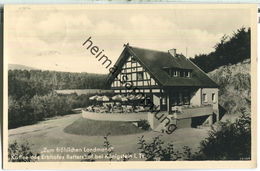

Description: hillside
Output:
[208,59,250,114]
[8,64,38,71]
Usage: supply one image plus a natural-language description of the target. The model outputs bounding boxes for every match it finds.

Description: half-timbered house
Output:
[106,44,219,128]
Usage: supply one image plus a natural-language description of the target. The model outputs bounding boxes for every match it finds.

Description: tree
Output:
[191,27,250,72]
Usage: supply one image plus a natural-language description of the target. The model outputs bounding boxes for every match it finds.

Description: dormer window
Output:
[164,68,191,78]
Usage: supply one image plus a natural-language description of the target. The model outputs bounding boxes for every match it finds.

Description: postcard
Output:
[3,4,257,169]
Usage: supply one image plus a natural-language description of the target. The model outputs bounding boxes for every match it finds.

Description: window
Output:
[172,92,178,106]
[137,72,144,80]
[183,92,190,105]
[173,70,178,77]
[212,93,216,103]
[202,93,207,103]
[185,71,190,77]
[166,68,191,78]
[178,92,183,105]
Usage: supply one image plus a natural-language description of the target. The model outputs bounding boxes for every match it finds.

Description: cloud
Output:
[6,6,251,74]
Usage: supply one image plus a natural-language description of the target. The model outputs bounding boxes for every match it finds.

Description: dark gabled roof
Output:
[107,45,218,88]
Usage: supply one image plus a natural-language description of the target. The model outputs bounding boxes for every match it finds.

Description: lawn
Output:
[64,118,147,136]
[8,114,211,161]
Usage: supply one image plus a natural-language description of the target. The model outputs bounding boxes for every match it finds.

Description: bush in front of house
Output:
[137,120,150,131]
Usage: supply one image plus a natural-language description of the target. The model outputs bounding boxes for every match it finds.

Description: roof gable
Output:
[107,44,218,88]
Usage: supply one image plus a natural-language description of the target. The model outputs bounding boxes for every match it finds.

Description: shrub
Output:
[103,133,114,161]
[138,135,190,161]
[192,107,251,160]
[8,141,40,162]
[137,120,150,130]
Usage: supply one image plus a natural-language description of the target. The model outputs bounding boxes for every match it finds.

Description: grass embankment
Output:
[64,117,146,136]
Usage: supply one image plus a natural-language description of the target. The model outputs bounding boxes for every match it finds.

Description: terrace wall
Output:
[82,110,148,122]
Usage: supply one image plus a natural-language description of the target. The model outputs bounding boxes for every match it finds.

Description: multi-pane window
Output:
[166,68,191,78]
[183,92,190,105]
[171,91,190,106]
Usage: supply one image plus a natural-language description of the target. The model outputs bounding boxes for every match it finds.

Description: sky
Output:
[5,5,251,74]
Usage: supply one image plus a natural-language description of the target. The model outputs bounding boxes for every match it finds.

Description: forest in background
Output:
[8,70,107,128]
[190,27,250,73]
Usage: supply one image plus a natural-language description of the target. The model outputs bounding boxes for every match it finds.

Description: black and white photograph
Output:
[3,4,257,169]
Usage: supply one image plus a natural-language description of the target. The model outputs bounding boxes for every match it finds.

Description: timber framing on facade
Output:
[106,44,220,128]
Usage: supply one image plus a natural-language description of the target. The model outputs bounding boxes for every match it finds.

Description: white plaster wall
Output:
[190,88,201,106]
[153,94,161,108]
[82,110,147,121]
[201,88,219,110]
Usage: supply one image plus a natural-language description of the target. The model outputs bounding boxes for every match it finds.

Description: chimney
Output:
[168,48,176,57]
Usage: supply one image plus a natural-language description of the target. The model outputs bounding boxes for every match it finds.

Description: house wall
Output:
[190,88,201,106]
[190,88,218,109]
[111,55,159,90]
[153,94,161,109]
[201,88,219,110]
[82,110,147,122]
